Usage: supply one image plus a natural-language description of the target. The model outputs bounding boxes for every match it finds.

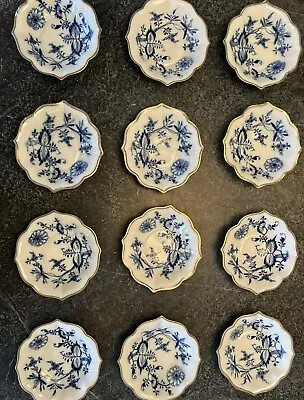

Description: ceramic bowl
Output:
[221,211,297,294]
[118,316,201,400]
[15,101,103,192]
[223,103,301,188]
[12,0,101,79]
[15,211,101,300]
[126,0,210,85]
[224,1,301,88]
[122,104,203,192]
[122,205,201,292]
[217,312,294,395]
[16,320,102,400]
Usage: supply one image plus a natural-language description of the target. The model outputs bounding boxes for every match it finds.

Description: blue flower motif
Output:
[266,60,286,75]
[28,229,49,247]
[70,161,88,177]
[175,57,193,71]
[166,366,185,387]
[139,218,156,233]
[29,334,48,349]
[171,159,189,176]
[27,8,46,30]
[264,157,283,173]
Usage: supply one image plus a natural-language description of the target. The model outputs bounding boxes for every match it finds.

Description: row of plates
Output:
[15,101,301,192]
[12,0,302,87]
[16,207,297,298]
[16,313,294,399]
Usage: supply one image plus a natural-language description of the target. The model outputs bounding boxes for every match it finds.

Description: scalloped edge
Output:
[121,205,202,292]
[223,0,302,89]
[223,102,302,188]
[118,315,202,400]
[15,210,102,300]
[126,0,210,86]
[216,311,295,396]
[14,100,104,192]
[221,210,298,295]
[16,319,103,400]
[12,0,102,80]
[122,103,204,192]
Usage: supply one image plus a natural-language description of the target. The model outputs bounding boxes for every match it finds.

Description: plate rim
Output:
[15,210,102,300]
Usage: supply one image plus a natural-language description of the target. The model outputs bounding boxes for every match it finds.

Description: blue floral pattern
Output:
[225,318,286,385]
[130,211,191,280]
[229,110,290,181]
[25,0,94,71]
[135,9,199,77]
[229,12,292,81]
[131,113,193,185]
[24,326,92,396]
[26,217,92,288]
[128,327,191,396]
[25,111,93,184]
[226,214,289,286]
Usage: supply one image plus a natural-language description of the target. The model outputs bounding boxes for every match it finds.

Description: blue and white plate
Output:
[223,103,301,188]
[16,320,102,400]
[15,101,103,192]
[15,211,101,300]
[122,104,203,192]
[126,0,210,85]
[122,205,201,292]
[221,211,297,294]
[12,0,101,79]
[217,312,294,395]
[224,1,301,89]
[118,316,201,400]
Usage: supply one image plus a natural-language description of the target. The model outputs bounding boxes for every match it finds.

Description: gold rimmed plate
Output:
[12,0,101,79]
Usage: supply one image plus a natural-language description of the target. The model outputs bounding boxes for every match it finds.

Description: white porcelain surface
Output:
[224,1,301,88]
[217,312,294,395]
[118,316,201,400]
[15,101,103,192]
[224,103,301,188]
[122,104,203,192]
[13,0,101,79]
[122,206,201,292]
[221,211,297,294]
[127,0,209,85]
[15,211,101,299]
[16,320,102,400]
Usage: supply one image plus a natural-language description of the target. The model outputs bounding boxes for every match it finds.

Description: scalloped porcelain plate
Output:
[221,211,297,294]
[16,320,102,400]
[122,206,201,292]
[118,316,201,400]
[12,0,101,79]
[217,312,294,395]
[15,101,103,192]
[224,1,301,88]
[126,0,210,85]
[122,104,203,192]
[223,103,301,188]
[15,211,101,300]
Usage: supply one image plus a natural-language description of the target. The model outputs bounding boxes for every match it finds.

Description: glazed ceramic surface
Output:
[12,0,101,79]
[224,1,301,88]
[126,0,209,85]
[122,104,203,192]
[15,211,101,299]
[221,211,297,294]
[223,103,301,188]
[15,101,103,192]
[118,316,201,400]
[217,312,294,395]
[122,206,201,292]
[16,320,102,400]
